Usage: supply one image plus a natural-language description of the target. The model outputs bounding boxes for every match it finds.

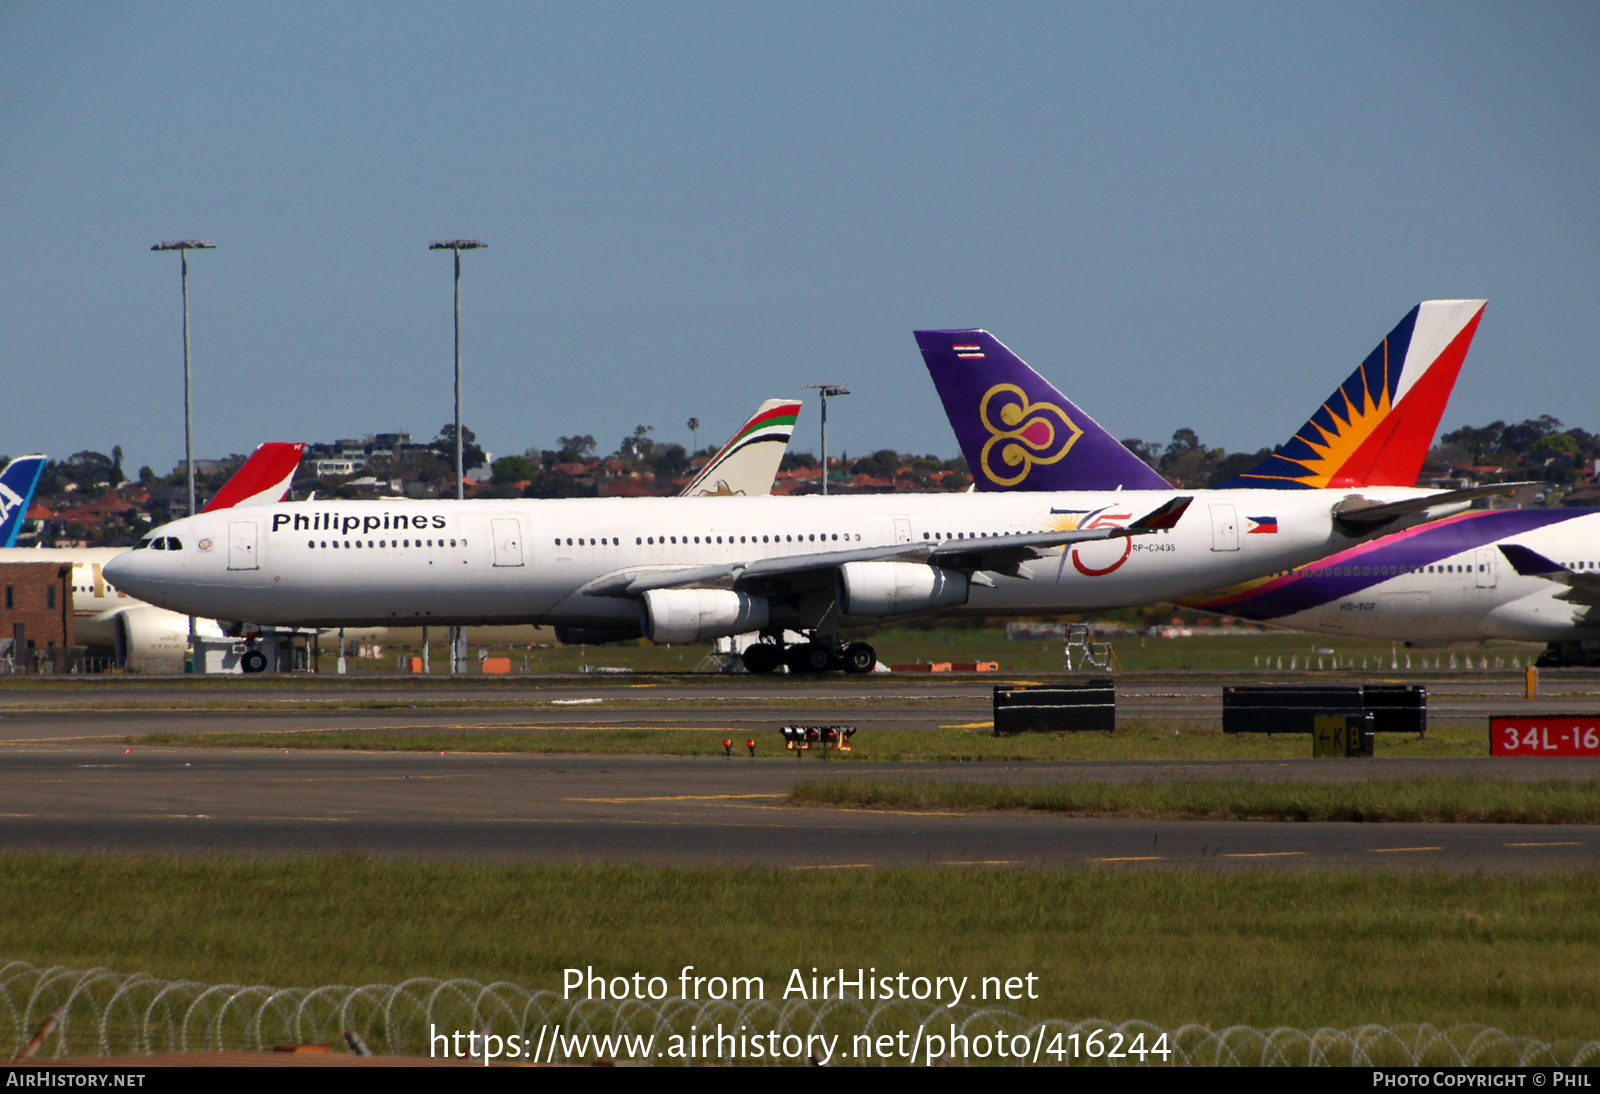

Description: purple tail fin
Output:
[915,329,1169,492]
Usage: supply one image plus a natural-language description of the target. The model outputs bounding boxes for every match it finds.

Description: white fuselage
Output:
[1186,508,1600,645]
[105,488,1449,631]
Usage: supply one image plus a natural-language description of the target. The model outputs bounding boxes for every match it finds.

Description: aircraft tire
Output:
[742,643,780,675]
[785,644,831,674]
[842,642,877,674]
[240,650,269,674]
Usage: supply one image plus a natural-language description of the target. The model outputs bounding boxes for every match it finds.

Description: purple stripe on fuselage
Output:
[1195,508,1586,620]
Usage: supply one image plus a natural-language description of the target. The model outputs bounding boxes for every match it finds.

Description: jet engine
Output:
[640,589,769,643]
[835,562,970,618]
[111,606,225,663]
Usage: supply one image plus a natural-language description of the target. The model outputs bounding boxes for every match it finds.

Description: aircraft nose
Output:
[103,551,149,597]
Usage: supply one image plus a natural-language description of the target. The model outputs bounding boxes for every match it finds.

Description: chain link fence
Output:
[5,961,1598,1066]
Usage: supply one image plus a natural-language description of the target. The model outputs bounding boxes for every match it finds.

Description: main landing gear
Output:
[740,637,877,675]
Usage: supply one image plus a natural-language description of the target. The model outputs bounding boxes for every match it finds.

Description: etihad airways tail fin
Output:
[679,400,801,497]
[0,455,47,547]
[202,442,307,512]
[1216,300,1486,489]
[914,330,1168,492]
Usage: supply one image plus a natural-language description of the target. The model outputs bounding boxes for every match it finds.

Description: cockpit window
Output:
[166,538,182,551]
[151,538,167,551]
[134,538,153,550]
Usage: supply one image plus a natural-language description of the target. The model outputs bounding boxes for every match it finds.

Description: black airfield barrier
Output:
[1222,684,1426,737]
[993,680,1115,735]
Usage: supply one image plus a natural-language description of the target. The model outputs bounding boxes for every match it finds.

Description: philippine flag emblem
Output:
[1246,516,1279,535]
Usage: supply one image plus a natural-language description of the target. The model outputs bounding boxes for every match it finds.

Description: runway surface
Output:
[2,672,1597,874]
[1,747,1596,874]
[2,670,1599,741]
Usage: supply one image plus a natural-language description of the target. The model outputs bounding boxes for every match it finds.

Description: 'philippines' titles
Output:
[270,511,450,535]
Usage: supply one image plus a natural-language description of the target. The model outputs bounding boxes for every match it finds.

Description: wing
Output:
[1499,544,1600,607]
[581,497,1192,598]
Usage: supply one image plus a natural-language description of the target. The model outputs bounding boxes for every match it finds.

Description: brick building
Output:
[0,562,75,671]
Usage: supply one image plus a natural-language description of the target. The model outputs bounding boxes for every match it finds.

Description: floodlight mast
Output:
[805,384,850,495]
[428,239,486,502]
[151,240,215,648]
[429,240,486,676]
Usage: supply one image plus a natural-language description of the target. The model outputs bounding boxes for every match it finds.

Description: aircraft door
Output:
[1475,546,1496,588]
[1208,504,1240,552]
[228,521,259,570]
[893,517,912,544]
[491,518,524,567]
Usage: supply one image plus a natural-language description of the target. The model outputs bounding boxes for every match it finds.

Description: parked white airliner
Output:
[107,472,1509,672]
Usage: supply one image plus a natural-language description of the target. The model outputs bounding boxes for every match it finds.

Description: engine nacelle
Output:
[836,562,969,618]
[641,589,769,643]
[112,606,225,663]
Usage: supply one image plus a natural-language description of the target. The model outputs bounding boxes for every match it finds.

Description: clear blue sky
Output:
[2,2,1596,473]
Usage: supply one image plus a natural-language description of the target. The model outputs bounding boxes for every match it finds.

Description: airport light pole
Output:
[805,385,849,495]
[151,240,214,520]
[429,239,486,675]
[428,239,486,501]
[152,239,214,653]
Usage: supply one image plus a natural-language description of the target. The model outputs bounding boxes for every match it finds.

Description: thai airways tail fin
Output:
[1216,300,1487,490]
[679,399,801,497]
[202,442,307,512]
[914,330,1169,492]
[0,455,47,547]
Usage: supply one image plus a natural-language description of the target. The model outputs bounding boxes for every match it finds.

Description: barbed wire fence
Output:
[4,961,1598,1066]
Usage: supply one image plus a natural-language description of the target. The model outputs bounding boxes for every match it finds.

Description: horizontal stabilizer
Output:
[1500,544,1600,606]
[1331,482,1534,534]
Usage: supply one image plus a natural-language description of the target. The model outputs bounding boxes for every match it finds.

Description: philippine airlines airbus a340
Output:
[107,388,1513,675]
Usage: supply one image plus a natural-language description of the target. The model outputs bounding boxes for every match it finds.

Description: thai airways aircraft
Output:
[680,399,801,497]
[107,421,1512,674]
[0,443,305,665]
[1179,509,1600,665]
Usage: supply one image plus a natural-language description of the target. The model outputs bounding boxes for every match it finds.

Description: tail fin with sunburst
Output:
[1215,300,1487,490]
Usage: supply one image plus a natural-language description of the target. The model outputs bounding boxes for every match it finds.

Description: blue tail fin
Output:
[0,455,47,547]
[914,330,1168,492]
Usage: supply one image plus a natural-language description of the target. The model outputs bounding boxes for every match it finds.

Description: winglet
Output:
[1219,300,1487,489]
[915,329,1169,492]
[1499,543,1565,578]
[0,455,47,547]
[202,443,307,512]
[1128,495,1193,532]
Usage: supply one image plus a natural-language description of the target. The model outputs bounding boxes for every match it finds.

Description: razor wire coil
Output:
[4,960,1598,1066]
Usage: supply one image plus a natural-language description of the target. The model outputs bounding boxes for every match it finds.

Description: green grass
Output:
[790,776,1600,824]
[132,720,1495,760]
[0,857,1596,1040]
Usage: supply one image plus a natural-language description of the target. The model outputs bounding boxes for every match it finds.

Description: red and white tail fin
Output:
[201,443,306,512]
